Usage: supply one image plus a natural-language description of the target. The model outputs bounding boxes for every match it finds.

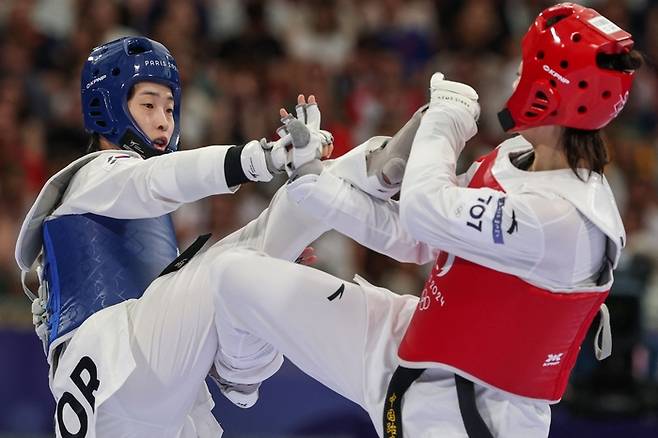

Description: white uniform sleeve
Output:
[53,147,238,219]
[400,107,605,286]
[287,170,438,265]
[208,185,330,262]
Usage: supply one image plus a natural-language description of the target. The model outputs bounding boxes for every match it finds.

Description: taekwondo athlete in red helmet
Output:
[201,3,642,437]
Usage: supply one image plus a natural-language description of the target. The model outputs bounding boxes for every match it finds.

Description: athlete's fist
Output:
[429,72,480,122]
[278,94,334,178]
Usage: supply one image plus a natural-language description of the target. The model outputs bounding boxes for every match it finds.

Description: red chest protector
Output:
[397,148,608,403]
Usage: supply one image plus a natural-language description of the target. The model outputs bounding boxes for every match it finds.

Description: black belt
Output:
[159,233,212,277]
[383,366,494,438]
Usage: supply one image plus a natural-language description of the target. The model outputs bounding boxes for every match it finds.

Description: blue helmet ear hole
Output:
[111,67,121,76]
[90,97,101,107]
[96,121,107,128]
[92,69,100,77]
[90,111,101,116]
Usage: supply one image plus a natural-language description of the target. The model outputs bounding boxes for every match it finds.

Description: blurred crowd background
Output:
[0,0,657,436]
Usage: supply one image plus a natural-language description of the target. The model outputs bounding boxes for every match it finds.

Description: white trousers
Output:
[210,249,552,438]
[50,188,328,437]
[50,186,550,437]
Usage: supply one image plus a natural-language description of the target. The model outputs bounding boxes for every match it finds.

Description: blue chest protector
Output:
[42,213,178,347]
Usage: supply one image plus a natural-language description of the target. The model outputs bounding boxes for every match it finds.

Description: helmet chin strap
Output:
[497,108,516,132]
[118,129,167,159]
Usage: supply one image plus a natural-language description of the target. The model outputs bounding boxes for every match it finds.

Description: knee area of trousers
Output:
[211,249,267,299]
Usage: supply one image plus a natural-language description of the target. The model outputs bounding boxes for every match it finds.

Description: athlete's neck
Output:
[99,136,120,151]
[519,126,569,172]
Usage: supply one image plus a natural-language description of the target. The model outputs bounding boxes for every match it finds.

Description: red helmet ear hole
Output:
[578,81,588,89]
[537,51,545,60]
[602,91,611,99]
[551,110,558,116]
[560,60,569,69]
[525,111,539,118]
[578,106,587,114]
[571,33,581,42]
[550,79,557,88]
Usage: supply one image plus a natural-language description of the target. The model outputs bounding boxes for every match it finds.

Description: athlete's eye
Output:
[142,103,154,109]
[166,108,174,115]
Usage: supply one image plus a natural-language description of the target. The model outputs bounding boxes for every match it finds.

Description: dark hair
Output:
[562,128,608,179]
[563,50,643,179]
[86,132,101,154]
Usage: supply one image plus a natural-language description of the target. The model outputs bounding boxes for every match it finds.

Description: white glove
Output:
[261,125,291,172]
[240,139,279,182]
[240,125,292,182]
[281,101,333,178]
[429,72,480,122]
[428,72,480,142]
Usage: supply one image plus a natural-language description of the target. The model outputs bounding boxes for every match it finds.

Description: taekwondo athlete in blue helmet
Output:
[14,36,336,437]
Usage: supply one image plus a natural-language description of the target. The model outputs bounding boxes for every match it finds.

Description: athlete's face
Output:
[127,82,175,151]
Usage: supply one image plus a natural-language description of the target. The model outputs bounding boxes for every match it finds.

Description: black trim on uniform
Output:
[383,367,495,438]
[224,144,251,187]
[159,233,212,277]
[383,366,425,438]
[455,374,495,438]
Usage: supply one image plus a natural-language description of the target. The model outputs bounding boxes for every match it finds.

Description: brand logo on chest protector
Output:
[543,352,564,367]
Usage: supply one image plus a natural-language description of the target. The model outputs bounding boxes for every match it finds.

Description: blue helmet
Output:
[81,37,182,158]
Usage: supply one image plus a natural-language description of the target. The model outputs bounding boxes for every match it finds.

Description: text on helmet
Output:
[542,65,570,85]
[85,74,107,89]
[144,60,178,71]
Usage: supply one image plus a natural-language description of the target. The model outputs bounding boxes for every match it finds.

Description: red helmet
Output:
[498,2,635,132]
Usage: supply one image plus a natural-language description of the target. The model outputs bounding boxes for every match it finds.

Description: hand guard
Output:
[429,72,480,122]
[260,125,290,174]
[428,72,480,141]
[240,139,278,182]
[280,101,333,178]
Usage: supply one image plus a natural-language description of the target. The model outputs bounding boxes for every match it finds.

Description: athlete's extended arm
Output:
[52,114,329,220]
[287,156,439,265]
[53,147,247,219]
[400,74,560,278]
[284,102,438,265]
